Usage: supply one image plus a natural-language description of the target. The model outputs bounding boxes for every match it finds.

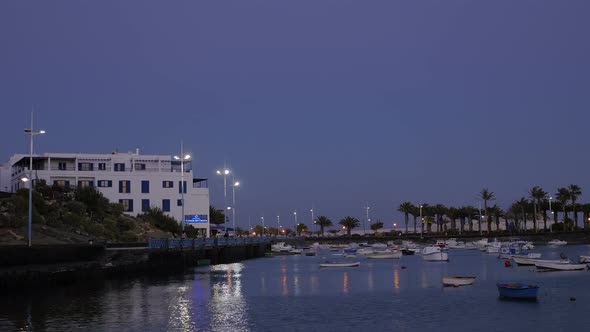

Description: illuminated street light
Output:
[24,112,45,247]
[174,143,191,234]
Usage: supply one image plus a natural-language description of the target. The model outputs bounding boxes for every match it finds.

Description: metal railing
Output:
[148,237,272,249]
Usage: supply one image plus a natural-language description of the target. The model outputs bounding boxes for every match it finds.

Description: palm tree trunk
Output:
[413,216,417,234]
[533,201,537,233]
[404,213,409,234]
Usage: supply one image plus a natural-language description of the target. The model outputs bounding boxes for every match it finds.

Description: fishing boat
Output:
[512,257,569,266]
[547,239,567,246]
[534,261,587,271]
[319,261,360,268]
[442,277,476,287]
[497,283,539,300]
[365,251,402,259]
[422,246,449,261]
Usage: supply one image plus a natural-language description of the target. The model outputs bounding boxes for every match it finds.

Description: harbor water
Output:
[1,244,590,331]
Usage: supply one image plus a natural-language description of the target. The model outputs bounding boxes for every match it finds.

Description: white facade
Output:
[2,151,210,236]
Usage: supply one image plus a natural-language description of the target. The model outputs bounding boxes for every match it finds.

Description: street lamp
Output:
[24,112,45,247]
[216,168,231,234]
[174,145,191,234]
[293,210,298,230]
[310,208,314,237]
[276,215,280,237]
[261,216,265,236]
[232,180,240,236]
[364,203,369,235]
[549,196,553,232]
[419,204,423,239]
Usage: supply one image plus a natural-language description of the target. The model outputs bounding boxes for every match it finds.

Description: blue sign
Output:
[185,214,208,223]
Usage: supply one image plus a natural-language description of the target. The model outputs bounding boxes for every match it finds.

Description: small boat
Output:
[512,257,569,266]
[319,261,360,268]
[535,261,587,271]
[497,283,539,300]
[547,239,567,246]
[365,251,402,259]
[422,246,449,261]
[401,249,415,255]
[442,277,476,287]
[579,255,590,263]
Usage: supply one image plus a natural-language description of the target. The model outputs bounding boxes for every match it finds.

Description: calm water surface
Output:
[2,245,590,331]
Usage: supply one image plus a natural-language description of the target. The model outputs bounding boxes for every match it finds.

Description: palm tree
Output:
[419,203,430,235]
[529,186,547,233]
[432,204,447,233]
[447,207,459,234]
[410,206,420,235]
[514,197,529,233]
[489,204,504,233]
[463,206,476,233]
[568,184,582,229]
[296,223,308,236]
[339,216,360,236]
[398,202,414,235]
[556,187,570,231]
[370,221,384,233]
[581,203,590,231]
[480,188,495,233]
[209,205,225,225]
[315,215,332,236]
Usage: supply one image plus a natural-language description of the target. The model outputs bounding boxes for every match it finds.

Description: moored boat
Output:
[512,257,569,266]
[365,251,402,259]
[319,261,360,268]
[497,283,539,300]
[422,246,449,261]
[579,255,590,263]
[547,239,567,246]
[442,277,476,287]
[535,261,587,271]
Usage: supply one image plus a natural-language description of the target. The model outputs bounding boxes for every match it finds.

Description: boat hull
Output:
[366,252,402,259]
[320,262,360,268]
[497,283,539,300]
[535,261,587,271]
[442,277,476,287]
[423,252,449,261]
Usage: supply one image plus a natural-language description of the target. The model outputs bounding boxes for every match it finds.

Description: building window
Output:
[114,163,125,172]
[119,199,133,212]
[53,180,70,187]
[78,180,94,188]
[177,199,183,206]
[141,199,150,212]
[178,181,187,194]
[98,163,106,171]
[162,199,170,212]
[97,180,112,188]
[78,163,93,171]
[119,180,131,193]
[163,181,173,188]
[58,162,67,170]
[141,180,150,193]
[134,163,146,171]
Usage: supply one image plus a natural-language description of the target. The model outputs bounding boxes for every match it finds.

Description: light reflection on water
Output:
[2,246,590,331]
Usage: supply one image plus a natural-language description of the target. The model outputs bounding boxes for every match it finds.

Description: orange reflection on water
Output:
[282,262,289,296]
[394,268,400,290]
[343,272,349,295]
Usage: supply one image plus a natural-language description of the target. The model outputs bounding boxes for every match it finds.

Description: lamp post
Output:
[232,180,239,236]
[261,216,265,236]
[216,168,230,234]
[276,215,280,237]
[293,210,298,231]
[549,196,553,232]
[310,208,314,237]
[174,144,191,234]
[419,205,423,239]
[364,203,369,235]
[24,112,45,247]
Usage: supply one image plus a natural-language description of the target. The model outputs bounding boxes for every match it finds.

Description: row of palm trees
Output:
[398,185,585,235]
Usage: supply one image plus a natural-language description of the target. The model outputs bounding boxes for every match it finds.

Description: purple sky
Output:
[1,1,589,231]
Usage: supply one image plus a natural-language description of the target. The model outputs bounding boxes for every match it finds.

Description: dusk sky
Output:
[1,1,589,231]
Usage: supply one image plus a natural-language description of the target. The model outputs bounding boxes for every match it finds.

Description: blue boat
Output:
[497,283,539,300]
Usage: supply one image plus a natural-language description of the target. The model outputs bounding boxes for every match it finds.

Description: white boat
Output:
[422,246,449,261]
[371,243,388,249]
[513,256,569,266]
[271,242,293,252]
[579,255,590,263]
[320,261,360,268]
[442,277,476,287]
[547,239,567,246]
[535,261,587,271]
[511,253,542,259]
[365,251,402,259]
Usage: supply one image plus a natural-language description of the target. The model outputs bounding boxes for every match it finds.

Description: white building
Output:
[1,150,210,236]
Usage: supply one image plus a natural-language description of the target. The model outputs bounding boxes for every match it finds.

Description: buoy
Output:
[504,260,512,267]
